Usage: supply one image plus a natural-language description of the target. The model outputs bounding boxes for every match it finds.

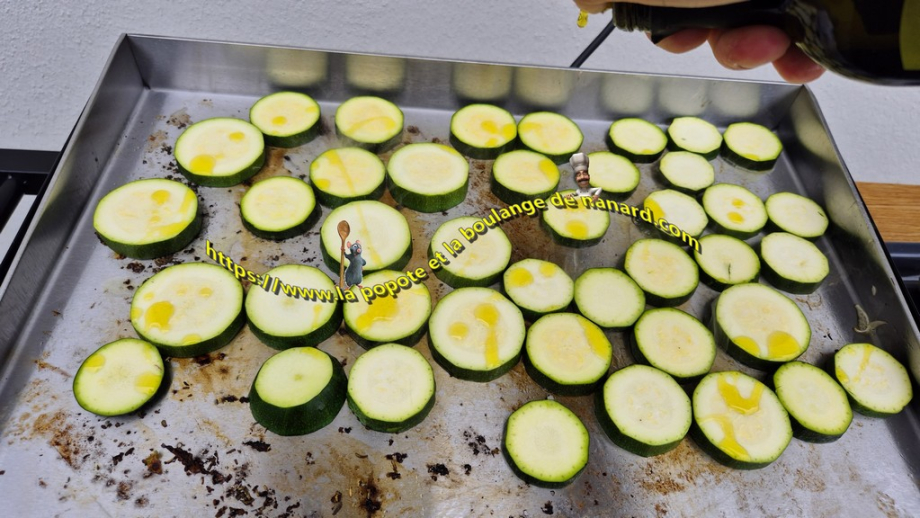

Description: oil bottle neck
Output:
[612,1,791,43]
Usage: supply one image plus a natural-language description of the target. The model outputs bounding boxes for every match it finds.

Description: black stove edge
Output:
[883,242,920,329]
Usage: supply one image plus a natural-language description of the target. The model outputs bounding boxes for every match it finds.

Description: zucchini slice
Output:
[574,268,645,329]
[502,258,574,321]
[624,239,699,307]
[131,263,244,357]
[524,313,613,396]
[713,283,811,370]
[773,361,852,442]
[693,234,761,291]
[240,176,316,240]
[722,122,783,171]
[93,178,200,259]
[759,232,829,294]
[387,143,469,212]
[73,338,165,417]
[542,190,610,248]
[320,200,412,273]
[347,343,436,433]
[517,112,584,164]
[249,91,321,148]
[343,269,432,349]
[832,343,914,417]
[659,151,715,193]
[503,400,589,488]
[642,189,709,239]
[174,117,265,187]
[428,287,525,382]
[449,103,517,159]
[632,308,716,383]
[692,371,792,469]
[765,192,829,239]
[702,183,767,240]
[607,118,667,163]
[428,216,512,288]
[667,116,722,160]
[249,347,346,436]
[596,364,692,457]
[491,150,560,205]
[245,265,342,350]
[587,151,640,196]
[335,96,404,153]
[309,147,386,208]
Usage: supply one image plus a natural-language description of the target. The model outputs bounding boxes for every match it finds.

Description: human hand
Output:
[573,0,825,83]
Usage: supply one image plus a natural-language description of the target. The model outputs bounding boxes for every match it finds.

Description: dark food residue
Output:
[242,440,271,453]
[542,501,555,515]
[426,463,449,481]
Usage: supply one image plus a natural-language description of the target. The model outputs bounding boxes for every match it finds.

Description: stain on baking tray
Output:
[167,108,191,130]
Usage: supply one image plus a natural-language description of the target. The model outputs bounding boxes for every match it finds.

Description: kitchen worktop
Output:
[857,182,920,243]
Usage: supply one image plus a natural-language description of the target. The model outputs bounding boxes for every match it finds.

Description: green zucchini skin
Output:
[667,138,719,161]
[321,234,412,275]
[426,243,503,288]
[389,177,469,213]
[688,421,775,470]
[711,313,781,372]
[827,350,909,418]
[98,213,201,260]
[500,441,586,489]
[313,182,385,208]
[428,336,521,382]
[707,221,761,241]
[593,387,683,457]
[767,368,848,443]
[539,216,604,249]
[347,384,436,434]
[337,131,402,154]
[241,205,320,241]
[722,144,778,172]
[759,260,823,295]
[262,124,319,149]
[346,321,428,350]
[605,132,661,164]
[177,150,265,188]
[248,350,347,436]
[449,133,515,160]
[137,309,246,358]
[627,334,705,385]
[490,174,555,207]
[522,352,602,397]
[248,303,342,350]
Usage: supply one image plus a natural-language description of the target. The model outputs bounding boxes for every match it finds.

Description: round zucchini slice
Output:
[574,268,645,329]
[249,347,346,436]
[503,400,589,488]
[347,343,436,433]
[131,263,244,357]
[693,234,760,291]
[587,151,640,196]
[320,200,412,273]
[387,143,469,213]
[245,265,341,350]
[542,190,610,248]
[667,116,722,160]
[833,343,914,417]
[517,112,584,164]
[632,308,715,383]
[643,189,709,239]
[624,239,699,307]
[428,216,512,288]
[765,192,829,239]
[428,287,525,382]
[73,338,165,417]
[659,151,715,193]
[309,147,386,207]
[449,103,517,159]
[343,269,432,348]
[335,96,404,152]
[249,91,321,148]
[702,183,767,240]
[759,232,829,294]
[722,122,783,171]
[492,150,560,205]
[692,371,792,469]
[596,364,692,457]
[713,283,811,370]
[773,361,852,442]
[93,178,200,259]
[240,176,316,240]
[525,313,613,396]
[174,117,265,187]
[502,259,574,321]
[607,118,667,163]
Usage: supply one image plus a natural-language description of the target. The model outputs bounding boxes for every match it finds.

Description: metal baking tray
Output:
[1,34,918,517]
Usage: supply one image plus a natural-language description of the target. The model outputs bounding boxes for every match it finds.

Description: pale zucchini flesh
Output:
[343,269,432,347]
[722,122,783,171]
[335,96,404,152]
[623,239,699,307]
[833,343,914,417]
[240,176,316,240]
[503,259,574,319]
[428,216,512,287]
[525,313,612,395]
[643,189,708,238]
[491,149,560,204]
[667,116,722,159]
[586,151,640,195]
[503,399,590,488]
[702,183,767,239]
[518,112,584,163]
[387,143,469,212]
[765,192,829,239]
[632,308,715,382]
[773,361,852,442]
[659,151,715,193]
[449,103,517,159]
[759,232,829,294]
[174,117,265,186]
[73,338,165,417]
[309,147,386,207]
[249,91,321,147]
[607,118,667,163]
[542,190,610,248]
[574,268,645,329]
[693,234,760,291]
[320,201,412,273]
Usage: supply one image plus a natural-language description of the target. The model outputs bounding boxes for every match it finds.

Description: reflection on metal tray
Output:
[0,35,918,517]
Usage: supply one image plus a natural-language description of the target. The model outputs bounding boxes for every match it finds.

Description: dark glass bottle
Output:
[610,0,920,85]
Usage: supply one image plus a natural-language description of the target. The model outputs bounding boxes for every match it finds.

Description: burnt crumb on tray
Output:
[143,451,163,477]
[542,501,554,514]
[242,440,271,452]
[426,463,449,481]
[463,429,499,456]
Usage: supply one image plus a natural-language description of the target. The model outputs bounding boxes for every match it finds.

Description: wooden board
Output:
[857,182,920,243]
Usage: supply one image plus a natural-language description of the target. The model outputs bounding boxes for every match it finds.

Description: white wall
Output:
[3,0,919,184]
